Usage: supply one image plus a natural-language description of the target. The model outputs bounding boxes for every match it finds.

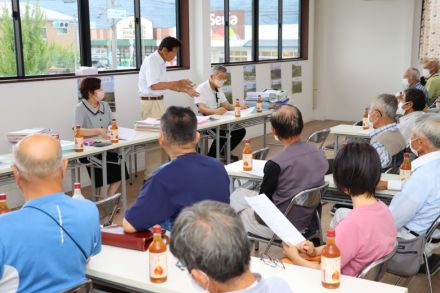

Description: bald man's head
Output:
[270,105,303,139]
[13,134,64,182]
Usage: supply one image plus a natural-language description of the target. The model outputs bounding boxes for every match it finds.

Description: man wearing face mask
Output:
[367,94,406,169]
[170,200,292,293]
[396,88,426,143]
[194,65,246,160]
[421,58,440,106]
[138,36,200,179]
[230,105,328,238]
[400,67,429,106]
[379,114,440,254]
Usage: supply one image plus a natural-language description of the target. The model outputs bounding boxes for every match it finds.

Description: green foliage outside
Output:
[0,2,76,76]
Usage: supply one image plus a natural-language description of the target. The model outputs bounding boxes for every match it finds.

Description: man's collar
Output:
[155,50,166,65]
[412,150,440,172]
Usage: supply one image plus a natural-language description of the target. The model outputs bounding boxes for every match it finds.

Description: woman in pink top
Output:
[283,142,397,276]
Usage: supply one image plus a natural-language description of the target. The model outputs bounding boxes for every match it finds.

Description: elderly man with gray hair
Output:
[367,94,406,169]
[422,58,440,106]
[379,114,440,254]
[401,67,429,105]
[194,65,246,160]
[170,200,292,293]
[0,134,101,292]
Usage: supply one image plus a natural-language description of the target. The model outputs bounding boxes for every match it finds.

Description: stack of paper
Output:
[226,107,256,117]
[196,116,210,125]
[6,128,53,144]
[134,118,161,132]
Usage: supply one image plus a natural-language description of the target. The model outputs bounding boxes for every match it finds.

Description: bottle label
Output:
[111,129,118,141]
[149,251,167,279]
[243,154,253,170]
[399,169,411,181]
[235,107,241,117]
[257,102,262,112]
[74,137,83,150]
[321,256,340,284]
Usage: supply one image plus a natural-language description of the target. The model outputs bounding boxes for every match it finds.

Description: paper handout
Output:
[118,127,136,141]
[245,193,305,245]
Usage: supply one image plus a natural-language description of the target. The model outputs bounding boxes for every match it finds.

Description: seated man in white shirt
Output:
[396,88,425,144]
[170,200,292,293]
[379,114,440,254]
[194,65,246,160]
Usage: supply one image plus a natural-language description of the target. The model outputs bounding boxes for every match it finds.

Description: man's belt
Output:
[141,96,164,101]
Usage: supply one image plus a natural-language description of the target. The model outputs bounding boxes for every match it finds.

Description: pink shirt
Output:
[335,201,397,276]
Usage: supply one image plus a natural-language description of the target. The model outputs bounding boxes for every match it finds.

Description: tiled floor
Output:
[84,120,439,293]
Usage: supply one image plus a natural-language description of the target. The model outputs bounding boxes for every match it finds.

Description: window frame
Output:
[211,0,309,66]
[0,0,189,82]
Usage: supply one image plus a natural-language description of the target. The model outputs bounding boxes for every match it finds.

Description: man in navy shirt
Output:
[0,134,101,292]
[123,106,230,232]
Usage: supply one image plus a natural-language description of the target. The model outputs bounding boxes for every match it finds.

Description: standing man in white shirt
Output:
[138,36,199,178]
[195,65,246,160]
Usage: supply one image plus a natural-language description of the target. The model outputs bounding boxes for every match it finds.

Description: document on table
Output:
[196,116,210,124]
[245,193,305,245]
[242,159,266,177]
[226,106,256,117]
[118,127,136,140]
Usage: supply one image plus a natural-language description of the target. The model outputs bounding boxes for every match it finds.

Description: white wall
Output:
[313,0,419,121]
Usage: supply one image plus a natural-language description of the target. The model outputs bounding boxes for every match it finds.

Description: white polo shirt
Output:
[194,80,227,109]
[138,51,167,97]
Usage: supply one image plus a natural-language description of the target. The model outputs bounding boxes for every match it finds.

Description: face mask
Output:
[402,78,409,88]
[367,114,376,128]
[215,79,225,88]
[422,68,430,77]
[95,90,105,101]
[409,138,420,157]
[191,271,210,293]
[396,102,407,116]
[274,135,280,142]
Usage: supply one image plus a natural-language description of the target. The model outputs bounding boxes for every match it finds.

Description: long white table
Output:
[86,245,407,293]
[329,125,373,152]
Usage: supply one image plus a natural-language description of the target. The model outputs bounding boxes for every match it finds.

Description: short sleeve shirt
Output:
[75,99,112,134]
[0,193,101,292]
[125,153,230,231]
[138,51,167,97]
[194,80,227,109]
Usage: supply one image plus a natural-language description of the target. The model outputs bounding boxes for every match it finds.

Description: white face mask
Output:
[409,138,420,157]
[95,90,105,101]
[422,68,431,77]
[402,78,409,88]
[214,79,225,88]
[396,102,407,116]
[274,135,280,142]
[367,114,376,128]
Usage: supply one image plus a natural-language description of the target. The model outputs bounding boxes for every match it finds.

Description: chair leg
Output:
[263,234,277,256]
[424,253,433,293]
[254,241,259,252]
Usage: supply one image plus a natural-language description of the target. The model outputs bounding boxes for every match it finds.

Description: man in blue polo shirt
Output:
[123,106,230,232]
[0,134,101,292]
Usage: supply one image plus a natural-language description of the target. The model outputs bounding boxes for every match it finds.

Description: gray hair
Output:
[13,135,63,181]
[270,104,303,139]
[412,114,440,148]
[408,68,421,81]
[211,65,227,75]
[160,106,197,145]
[170,200,251,283]
[370,94,398,119]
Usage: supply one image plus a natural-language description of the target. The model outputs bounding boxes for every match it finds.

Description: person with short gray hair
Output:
[422,58,440,105]
[367,94,406,169]
[0,134,101,292]
[170,200,292,293]
[194,65,246,160]
[380,114,440,254]
[401,67,429,105]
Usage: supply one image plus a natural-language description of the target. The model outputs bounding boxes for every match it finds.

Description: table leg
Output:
[226,124,232,164]
[120,148,127,213]
[334,135,340,152]
[102,151,108,198]
[91,166,97,200]
[216,127,220,160]
[263,116,267,148]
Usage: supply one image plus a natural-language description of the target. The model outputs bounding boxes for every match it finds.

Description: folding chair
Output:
[248,182,329,254]
[307,129,330,150]
[95,193,121,227]
[59,278,93,293]
[357,242,398,281]
[253,147,270,160]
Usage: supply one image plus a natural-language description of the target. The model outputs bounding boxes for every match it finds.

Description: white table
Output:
[224,159,266,192]
[330,125,373,152]
[322,173,399,205]
[86,245,407,293]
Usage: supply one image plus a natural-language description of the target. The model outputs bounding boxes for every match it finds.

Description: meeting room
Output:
[1,0,440,292]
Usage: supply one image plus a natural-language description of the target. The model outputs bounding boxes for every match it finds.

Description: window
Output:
[0,1,17,77]
[211,0,306,64]
[140,0,178,66]
[89,0,136,71]
[20,0,80,76]
[0,0,188,80]
[420,0,440,60]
